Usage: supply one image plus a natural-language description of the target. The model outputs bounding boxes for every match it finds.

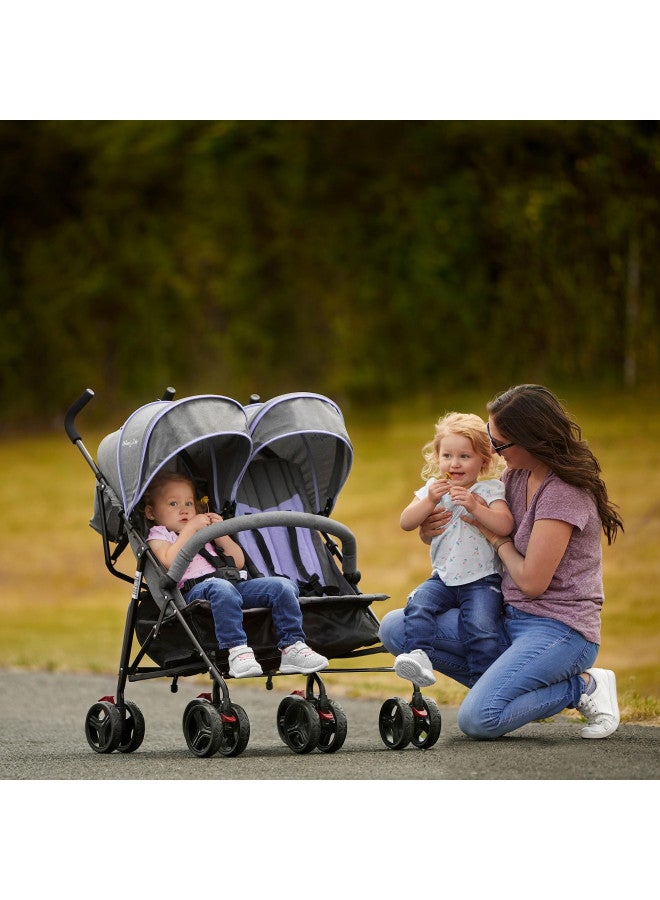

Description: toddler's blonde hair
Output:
[421,411,500,481]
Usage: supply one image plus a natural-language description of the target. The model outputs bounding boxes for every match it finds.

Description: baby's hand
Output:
[191,512,222,530]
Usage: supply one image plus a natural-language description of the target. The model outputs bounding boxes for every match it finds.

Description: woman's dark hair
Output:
[488,384,623,544]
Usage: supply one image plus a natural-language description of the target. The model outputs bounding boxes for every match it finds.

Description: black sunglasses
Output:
[487,422,515,454]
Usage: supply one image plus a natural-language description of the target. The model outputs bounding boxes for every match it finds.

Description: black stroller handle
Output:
[65,388,95,443]
[164,511,359,586]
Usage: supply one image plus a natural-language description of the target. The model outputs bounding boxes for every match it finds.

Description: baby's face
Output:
[147,483,196,533]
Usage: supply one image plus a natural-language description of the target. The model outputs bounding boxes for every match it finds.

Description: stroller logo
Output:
[122,438,139,447]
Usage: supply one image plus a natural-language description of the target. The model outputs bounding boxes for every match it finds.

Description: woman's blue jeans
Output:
[185,576,305,650]
[379,603,598,739]
[401,573,507,686]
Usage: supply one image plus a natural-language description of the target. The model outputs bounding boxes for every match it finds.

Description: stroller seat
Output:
[235,455,358,598]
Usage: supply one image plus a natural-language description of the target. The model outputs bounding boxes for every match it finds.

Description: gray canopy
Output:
[244,392,353,515]
[91,394,252,538]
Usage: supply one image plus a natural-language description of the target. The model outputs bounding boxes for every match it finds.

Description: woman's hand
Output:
[419,507,452,544]
[460,514,497,543]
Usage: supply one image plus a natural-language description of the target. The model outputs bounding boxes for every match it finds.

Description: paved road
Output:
[2,668,659,780]
[3,668,655,900]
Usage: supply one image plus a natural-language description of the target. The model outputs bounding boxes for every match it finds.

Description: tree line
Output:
[1,120,658,431]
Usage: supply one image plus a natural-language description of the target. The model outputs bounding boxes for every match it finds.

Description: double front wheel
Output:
[84,699,145,754]
[182,698,250,758]
[378,696,441,750]
[276,694,348,754]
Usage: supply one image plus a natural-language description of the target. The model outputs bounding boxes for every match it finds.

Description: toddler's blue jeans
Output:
[401,572,507,686]
[379,603,598,739]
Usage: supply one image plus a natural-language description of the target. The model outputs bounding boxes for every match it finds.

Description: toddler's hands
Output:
[450,488,487,512]
[428,478,451,503]
[449,485,472,509]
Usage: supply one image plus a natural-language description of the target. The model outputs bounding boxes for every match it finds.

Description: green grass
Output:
[1,384,659,723]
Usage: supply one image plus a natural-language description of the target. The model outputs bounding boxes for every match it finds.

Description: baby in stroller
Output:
[144,472,329,678]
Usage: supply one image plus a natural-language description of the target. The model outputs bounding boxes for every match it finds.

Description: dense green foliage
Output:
[2,121,659,429]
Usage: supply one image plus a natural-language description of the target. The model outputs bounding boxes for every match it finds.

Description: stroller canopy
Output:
[94,395,252,526]
[245,392,353,515]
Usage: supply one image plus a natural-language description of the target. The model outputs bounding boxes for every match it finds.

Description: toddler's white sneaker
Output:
[393,649,436,687]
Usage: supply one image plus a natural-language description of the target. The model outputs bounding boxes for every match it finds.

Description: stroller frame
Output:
[65,388,442,757]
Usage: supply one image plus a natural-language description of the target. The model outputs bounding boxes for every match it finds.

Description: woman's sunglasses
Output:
[487,422,515,454]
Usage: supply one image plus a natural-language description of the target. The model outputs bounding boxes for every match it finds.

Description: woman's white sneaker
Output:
[577,667,620,738]
[393,649,436,687]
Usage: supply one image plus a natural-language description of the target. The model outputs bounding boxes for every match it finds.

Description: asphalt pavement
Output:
[2,667,658,780]
[3,667,655,900]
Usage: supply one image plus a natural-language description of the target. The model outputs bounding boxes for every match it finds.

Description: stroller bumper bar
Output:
[162,511,359,589]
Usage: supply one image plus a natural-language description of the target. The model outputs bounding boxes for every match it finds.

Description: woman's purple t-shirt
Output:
[502,468,604,644]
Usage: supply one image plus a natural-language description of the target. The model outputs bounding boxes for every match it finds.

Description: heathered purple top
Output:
[502,468,604,644]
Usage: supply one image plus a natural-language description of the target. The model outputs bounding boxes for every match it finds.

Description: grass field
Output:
[1,385,658,723]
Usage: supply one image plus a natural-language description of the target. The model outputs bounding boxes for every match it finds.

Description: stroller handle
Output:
[164,511,359,586]
[65,388,95,443]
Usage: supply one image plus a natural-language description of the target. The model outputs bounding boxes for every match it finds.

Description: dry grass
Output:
[1,385,658,723]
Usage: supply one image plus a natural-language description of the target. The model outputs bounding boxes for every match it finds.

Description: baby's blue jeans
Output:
[186,576,305,650]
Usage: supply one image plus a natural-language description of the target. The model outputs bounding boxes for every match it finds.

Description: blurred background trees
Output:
[2,120,659,430]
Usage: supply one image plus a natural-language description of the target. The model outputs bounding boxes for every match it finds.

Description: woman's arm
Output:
[418,507,453,544]
[455,492,514,536]
[478,517,573,598]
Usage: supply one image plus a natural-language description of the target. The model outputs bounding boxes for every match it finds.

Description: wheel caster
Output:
[85,700,123,754]
[182,698,224,757]
[217,702,250,757]
[277,695,321,754]
[116,700,145,753]
[316,699,348,754]
[378,697,414,750]
[410,696,442,749]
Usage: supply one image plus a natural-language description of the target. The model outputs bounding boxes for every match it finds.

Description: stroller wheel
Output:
[316,699,348,754]
[217,702,250,757]
[378,698,415,750]
[277,695,321,754]
[85,701,123,754]
[410,696,442,750]
[118,701,146,753]
[182,699,224,758]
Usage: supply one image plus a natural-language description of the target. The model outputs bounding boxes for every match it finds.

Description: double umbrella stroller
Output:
[65,388,442,758]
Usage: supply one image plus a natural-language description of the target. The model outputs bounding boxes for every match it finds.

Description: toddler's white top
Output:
[414,478,507,585]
